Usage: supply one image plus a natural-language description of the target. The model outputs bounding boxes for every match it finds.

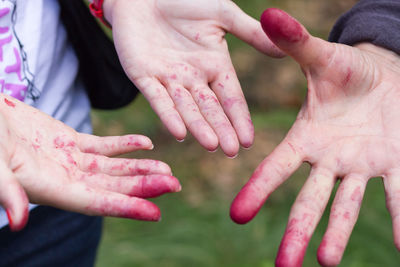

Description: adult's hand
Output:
[0,94,180,231]
[103,0,284,157]
[230,8,400,266]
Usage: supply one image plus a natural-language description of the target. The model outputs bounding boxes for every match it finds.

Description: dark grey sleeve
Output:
[328,0,400,54]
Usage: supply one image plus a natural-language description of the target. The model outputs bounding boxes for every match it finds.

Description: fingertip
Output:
[130,200,161,221]
[166,118,187,142]
[168,176,182,193]
[197,130,219,153]
[317,239,343,267]
[221,136,240,158]
[6,205,29,232]
[230,189,260,224]
[260,8,307,45]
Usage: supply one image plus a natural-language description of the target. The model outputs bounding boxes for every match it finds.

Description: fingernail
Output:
[208,148,218,153]
[243,145,252,151]
[227,154,238,159]
[176,138,185,143]
[149,144,154,150]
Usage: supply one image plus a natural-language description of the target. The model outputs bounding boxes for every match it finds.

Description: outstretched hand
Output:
[103,0,283,157]
[230,8,400,266]
[0,95,180,231]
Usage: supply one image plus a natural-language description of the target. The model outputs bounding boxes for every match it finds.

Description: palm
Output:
[107,0,282,157]
[0,95,180,231]
[230,8,400,267]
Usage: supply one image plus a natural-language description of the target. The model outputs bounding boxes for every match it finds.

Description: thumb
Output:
[220,1,284,57]
[260,8,334,68]
[0,161,29,231]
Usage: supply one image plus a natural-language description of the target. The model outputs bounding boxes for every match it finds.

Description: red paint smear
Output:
[260,8,306,44]
[83,147,97,154]
[132,175,179,198]
[53,136,65,149]
[4,98,15,107]
[88,159,98,173]
[223,98,241,110]
[275,218,309,267]
[342,67,352,87]
[350,186,362,202]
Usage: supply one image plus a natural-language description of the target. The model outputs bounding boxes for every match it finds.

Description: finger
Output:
[77,134,153,157]
[78,172,181,198]
[167,83,219,151]
[220,0,284,57]
[260,8,335,68]
[210,70,253,151]
[0,161,29,231]
[79,154,172,176]
[135,77,187,140]
[191,84,239,157]
[51,183,162,221]
[317,174,367,267]
[275,168,336,267]
[230,139,303,224]
[384,170,400,251]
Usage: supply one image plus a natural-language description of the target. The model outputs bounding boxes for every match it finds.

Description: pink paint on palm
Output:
[88,159,99,173]
[53,136,65,149]
[5,47,23,81]
[260,8,306,44]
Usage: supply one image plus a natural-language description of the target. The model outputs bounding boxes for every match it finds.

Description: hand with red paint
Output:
[102,0,284,157]
[0,95,180,231]
[230,8,400,266]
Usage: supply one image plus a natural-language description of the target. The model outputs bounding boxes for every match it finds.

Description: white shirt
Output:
[0,0,92,228]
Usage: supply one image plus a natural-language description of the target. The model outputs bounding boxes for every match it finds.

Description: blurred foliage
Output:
[93,0,400,266]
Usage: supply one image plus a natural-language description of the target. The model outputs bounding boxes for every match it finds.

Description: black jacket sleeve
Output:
[328,0,400,55]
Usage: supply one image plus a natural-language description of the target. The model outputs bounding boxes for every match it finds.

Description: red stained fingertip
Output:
[6,206,28,232]
[124,200,161,221]
[317,239,343,267]
[133,175,181,198]
[230,183,267,224]
[260,8,306,44]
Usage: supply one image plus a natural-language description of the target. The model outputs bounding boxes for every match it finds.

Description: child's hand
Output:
[0,95,180,231]
[230,8,400,266]
[103,0,284,157]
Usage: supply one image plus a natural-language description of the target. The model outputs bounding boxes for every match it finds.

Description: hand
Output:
[0,94,180,231]
[230,8,400,266]
[103,0,283,157]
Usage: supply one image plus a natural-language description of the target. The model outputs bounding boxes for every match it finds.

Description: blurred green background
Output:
[92,0,400,266]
